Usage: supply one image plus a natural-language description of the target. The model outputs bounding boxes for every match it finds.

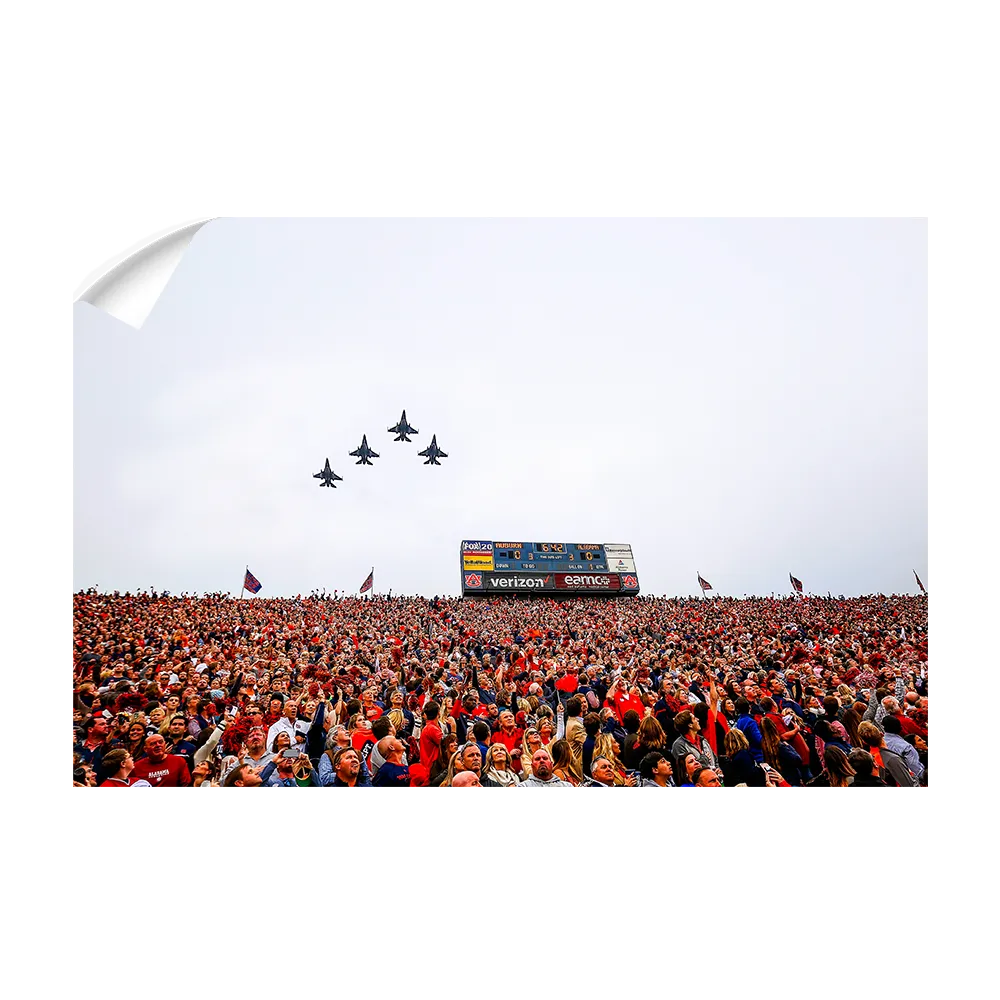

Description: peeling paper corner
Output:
[80,219,212,330]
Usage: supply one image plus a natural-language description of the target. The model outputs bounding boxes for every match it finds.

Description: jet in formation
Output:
[388,410,419,442]
[418,434,448,465]
[349,434,380,466]
[313,458,343,487]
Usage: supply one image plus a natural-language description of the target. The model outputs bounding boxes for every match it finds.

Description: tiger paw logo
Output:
[464,573,483,589]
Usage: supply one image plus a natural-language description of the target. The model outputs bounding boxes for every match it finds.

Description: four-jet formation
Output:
[314,411,448,486]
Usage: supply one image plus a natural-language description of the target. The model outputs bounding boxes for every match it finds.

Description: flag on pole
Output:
[789,573,803,594]
[359,568,374,594]
[243,568,262,594]
[697,573,713,592]
[913,570,926,594]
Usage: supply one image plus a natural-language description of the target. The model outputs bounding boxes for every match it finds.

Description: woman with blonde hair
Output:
[721,727,766,787]
[483,744,520,787]
[435,749,463,788]
[592,732,628,786]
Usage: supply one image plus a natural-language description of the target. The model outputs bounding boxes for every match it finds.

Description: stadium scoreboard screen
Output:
[460,540,639,597]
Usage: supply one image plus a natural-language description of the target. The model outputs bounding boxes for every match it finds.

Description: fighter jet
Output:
[388,409,419,442]
[349,434,380,466]
[417,434,448,465]
[313,458,343,487]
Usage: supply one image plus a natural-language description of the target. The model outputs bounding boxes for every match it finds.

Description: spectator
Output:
[639,751,673,787]
[733,698,765,762]
[371,737,410,787]
[164,714,198,767]
[131,734,192,787]
[224,763,263,787]
[671,710,717,772]
[847,750,886,787]
[549,739,579,785]
[99,749,136,787]
[419,701,443,773]
[323,747,370,787]
[592,732,631,786]
[483,744,520,787]
[721,728,766,787]
[806,747,856,787]
[581,712,602,778]
[267,699,301,752]
[881,716,925,784]
[517,749,573,787]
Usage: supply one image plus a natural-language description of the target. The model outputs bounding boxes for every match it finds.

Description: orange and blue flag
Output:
[244,569,262,594]
[359,569,374,594]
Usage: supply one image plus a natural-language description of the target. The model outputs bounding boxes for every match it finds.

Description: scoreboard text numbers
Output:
[538,543,565,553]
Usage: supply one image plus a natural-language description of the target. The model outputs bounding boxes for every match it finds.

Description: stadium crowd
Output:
[73,589,928,788]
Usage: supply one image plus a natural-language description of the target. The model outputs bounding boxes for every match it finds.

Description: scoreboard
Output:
[460,540,639,597]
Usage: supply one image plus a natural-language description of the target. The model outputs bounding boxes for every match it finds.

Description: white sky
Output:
[74,218,926,598]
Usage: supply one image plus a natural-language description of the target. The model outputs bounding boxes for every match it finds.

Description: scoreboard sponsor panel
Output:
[460,541,639,597]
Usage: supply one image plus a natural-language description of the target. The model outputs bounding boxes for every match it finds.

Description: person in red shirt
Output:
[491,709,523,753]
[361,687,383,722]
[883,696,926,740]
[605,676,644,723]
[760,696,811,764]
[131,734,191,787]
[419,697,443,757]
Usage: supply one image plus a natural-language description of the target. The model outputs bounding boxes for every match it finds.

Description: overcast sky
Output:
[74,218,926,598]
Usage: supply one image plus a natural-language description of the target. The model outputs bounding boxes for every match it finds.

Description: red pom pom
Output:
[220,715,256,754]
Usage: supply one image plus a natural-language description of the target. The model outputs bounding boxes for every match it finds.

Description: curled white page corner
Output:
[74,218,218,329]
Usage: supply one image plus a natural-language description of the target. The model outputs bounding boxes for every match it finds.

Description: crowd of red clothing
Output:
[72,589,928,788]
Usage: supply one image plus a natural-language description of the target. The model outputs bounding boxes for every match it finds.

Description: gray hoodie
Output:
[510,775,576,792]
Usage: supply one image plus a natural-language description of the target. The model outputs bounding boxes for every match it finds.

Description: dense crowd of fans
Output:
[73,589,928,788]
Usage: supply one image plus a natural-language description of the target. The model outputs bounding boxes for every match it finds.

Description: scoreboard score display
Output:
[461,540,639,597]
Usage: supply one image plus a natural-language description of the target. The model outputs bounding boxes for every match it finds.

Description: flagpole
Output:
[240,566,246,600]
